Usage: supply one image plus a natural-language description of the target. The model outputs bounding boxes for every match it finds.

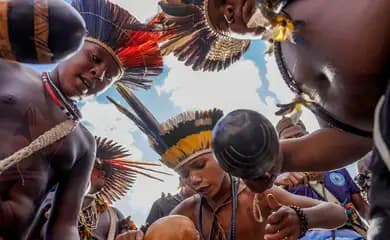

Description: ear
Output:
[223,4,235,24]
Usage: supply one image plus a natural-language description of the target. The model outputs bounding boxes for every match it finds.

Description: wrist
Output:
[289,205,308,238]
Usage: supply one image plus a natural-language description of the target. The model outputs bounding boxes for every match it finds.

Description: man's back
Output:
[0,60,94,239]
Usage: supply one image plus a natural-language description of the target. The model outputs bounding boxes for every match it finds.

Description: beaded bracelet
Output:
[289,205,308,238]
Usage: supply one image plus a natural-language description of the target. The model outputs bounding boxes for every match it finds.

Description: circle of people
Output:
[0,0,385,240]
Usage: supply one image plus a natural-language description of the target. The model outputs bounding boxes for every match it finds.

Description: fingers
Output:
[265,217,290,234]
[115,230,144,240]
[288,173,301,186]
[264,227,295,240]
[274,172,307,188]
[274,173,291,186]
[136,230,144,240]
[266,206,289,224]
[266,194,282,211]
[266,206,301,240]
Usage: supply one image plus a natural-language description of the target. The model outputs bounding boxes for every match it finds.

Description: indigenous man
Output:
[144,177,196,231]
[0,0,163,238]
[154,0,390,237]
[274,117,369,239]
[29,137,167,240]
[109,85,348,240]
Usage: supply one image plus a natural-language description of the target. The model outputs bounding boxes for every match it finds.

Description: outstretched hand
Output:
[264,194,301,240]
[116,230,144,240]
[274,172,307,188]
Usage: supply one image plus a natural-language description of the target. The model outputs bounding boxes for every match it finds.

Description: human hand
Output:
[115,230,144,240]
[264,194,301,240]
[274,172,307,188]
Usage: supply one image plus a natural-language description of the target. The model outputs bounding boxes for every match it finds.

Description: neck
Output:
[48,68,64,94]
[207,174,232,209]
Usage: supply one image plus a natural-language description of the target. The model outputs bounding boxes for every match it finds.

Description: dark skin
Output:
[172,152,346,240]
[30,168,134,240]
[206,0,390,171]
[0,41,120,239]
[85,169,143,240]
[275,121,369,220]
[82,169,117,240]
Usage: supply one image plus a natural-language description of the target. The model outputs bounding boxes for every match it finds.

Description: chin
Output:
[229,30,264,40]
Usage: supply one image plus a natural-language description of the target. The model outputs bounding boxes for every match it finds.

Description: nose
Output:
[90,65,106,82]
[223,5,235,24]
[189,172,202,187]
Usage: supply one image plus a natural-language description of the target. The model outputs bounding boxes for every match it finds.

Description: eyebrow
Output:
[189,157,207,168]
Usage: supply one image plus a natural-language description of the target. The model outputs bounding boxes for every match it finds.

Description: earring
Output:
[224,14,234,25]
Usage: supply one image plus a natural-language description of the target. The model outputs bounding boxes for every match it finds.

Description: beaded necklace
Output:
[42,72,82,121]
[78,194,109,240]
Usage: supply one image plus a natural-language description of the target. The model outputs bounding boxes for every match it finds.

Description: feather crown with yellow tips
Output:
[107,83,223,170]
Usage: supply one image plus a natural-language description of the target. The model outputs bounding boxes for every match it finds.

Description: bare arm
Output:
[45,134,95,240]
[170,195,198,222]
[281,127,372,172]
[271,186,347,229]
[351,193,369,220]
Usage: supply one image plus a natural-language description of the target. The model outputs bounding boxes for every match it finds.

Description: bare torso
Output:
[0,60,94,239]
[281,0,390,131]
[180,185,273,240]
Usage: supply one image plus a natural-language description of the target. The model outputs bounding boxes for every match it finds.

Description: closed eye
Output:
[91,54,102,64]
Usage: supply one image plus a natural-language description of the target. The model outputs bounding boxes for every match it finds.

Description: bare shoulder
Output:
[170,194,200,221]
[0,59,40,84]
[49,123,95,173]
[77,124,96,149]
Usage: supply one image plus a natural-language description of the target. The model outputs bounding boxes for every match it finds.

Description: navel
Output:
[0,95,16,105]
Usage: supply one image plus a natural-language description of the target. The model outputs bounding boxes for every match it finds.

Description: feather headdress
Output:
[108,83,223,170]
[153,0,306,72]
[94,136,170,203]
[153,0,251,72]
[71,0,164,89]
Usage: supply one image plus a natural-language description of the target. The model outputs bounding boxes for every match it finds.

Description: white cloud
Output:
[113,165,180,225]
[115,0,160,22]
[264,55,320,132]
[81,100,141,158]
[81,100,179,225]
[157,55,282,122]
[157,54,320,131]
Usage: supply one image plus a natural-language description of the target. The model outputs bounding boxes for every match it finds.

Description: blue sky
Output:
[28,0,357,225]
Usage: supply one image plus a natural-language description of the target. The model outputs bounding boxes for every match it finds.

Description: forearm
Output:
[281,128,372,172]
[351,193,369,220]
[356,202,369,220]
[45,224,80,240]
[304,202,347,229]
